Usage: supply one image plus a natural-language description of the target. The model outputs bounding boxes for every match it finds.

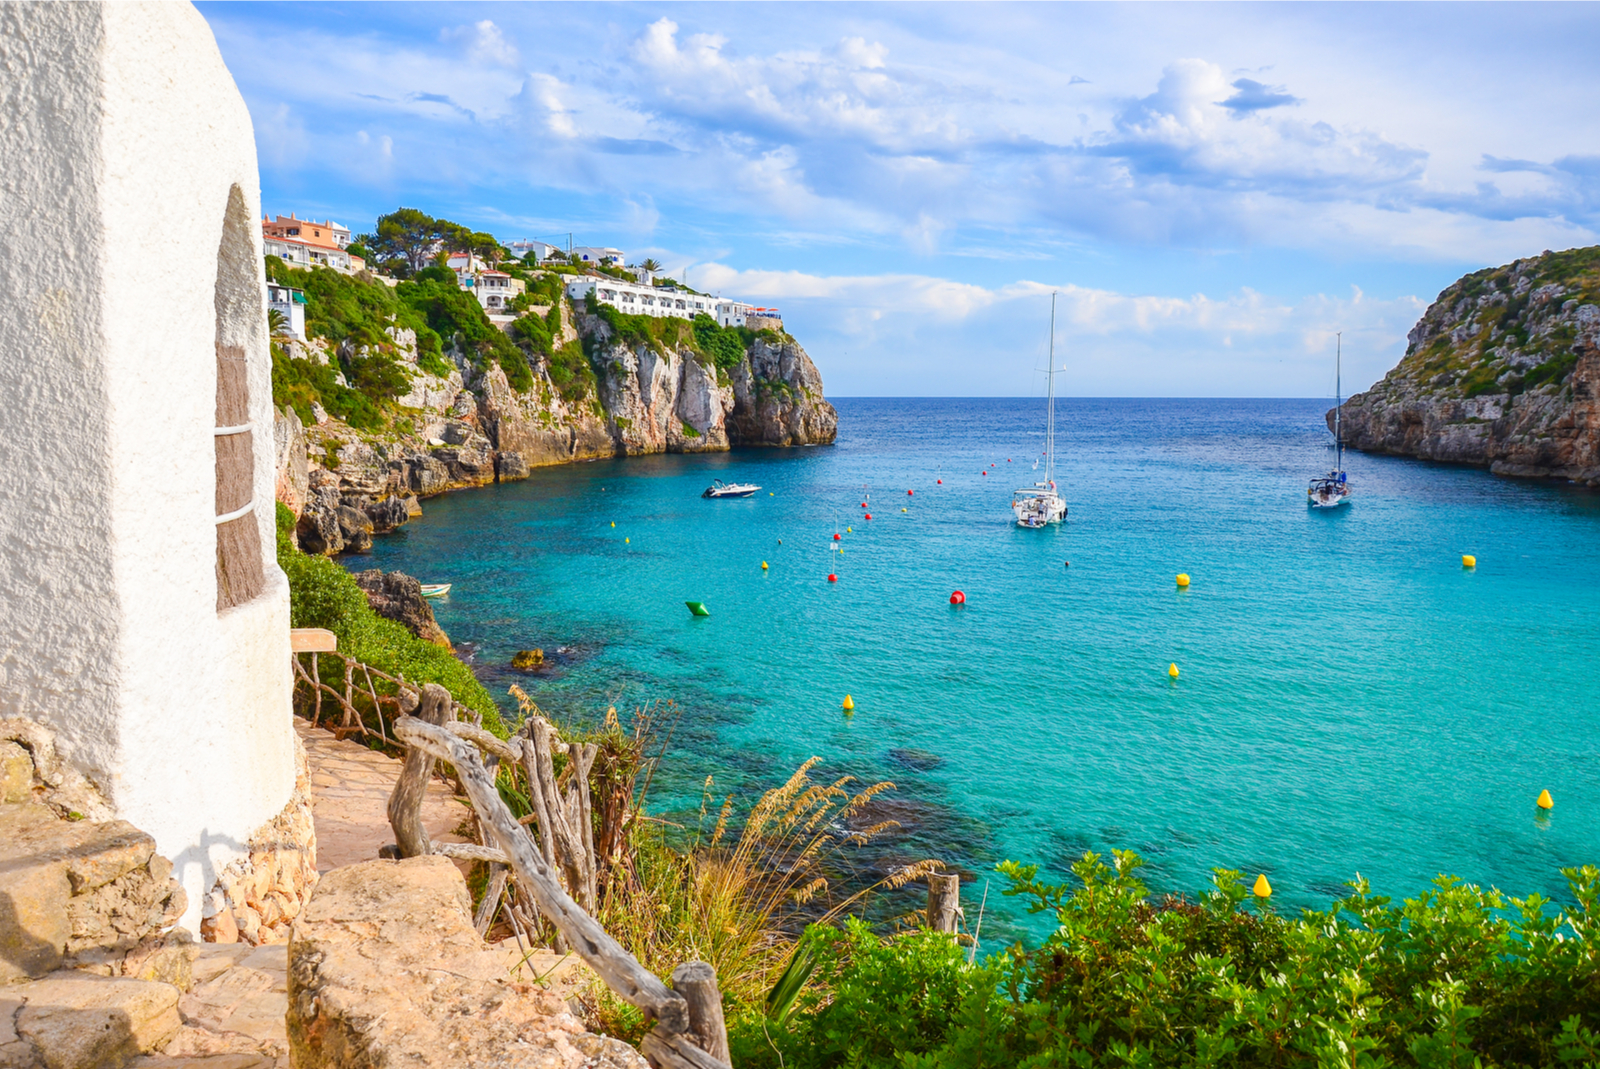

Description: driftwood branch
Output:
[435,842,510,864]
[394,715,703,1043]
[387,684,452,857]
[640,1029,734,1069]
[474,863,508,937]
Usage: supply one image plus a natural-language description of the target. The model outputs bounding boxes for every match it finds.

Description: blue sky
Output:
[198,2,1600,397]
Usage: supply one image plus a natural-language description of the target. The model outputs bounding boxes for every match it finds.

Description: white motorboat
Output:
[1309,333,1352,509]
[702,479,761,499]
[1013,293,1068,528]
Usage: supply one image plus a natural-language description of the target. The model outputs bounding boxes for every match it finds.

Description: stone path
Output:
[293,715,471,871]
[131,719,476,1066]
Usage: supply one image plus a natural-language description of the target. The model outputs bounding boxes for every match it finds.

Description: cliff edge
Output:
[273,282,837,555]
[1336,246,1600,481]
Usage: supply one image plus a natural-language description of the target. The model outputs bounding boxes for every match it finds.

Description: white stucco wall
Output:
[0,2,295,930]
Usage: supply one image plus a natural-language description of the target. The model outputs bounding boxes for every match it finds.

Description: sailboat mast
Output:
[1335,331,1343,471]
[1046,293,1056,486]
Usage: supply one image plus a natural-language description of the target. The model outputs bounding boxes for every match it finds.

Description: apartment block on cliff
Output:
[565,276,754,326]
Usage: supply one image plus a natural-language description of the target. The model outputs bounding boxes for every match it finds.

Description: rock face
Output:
[352,570,451,648]
[287,856,646,1069]
[1338,246,1600,481]
[275,295,838,554]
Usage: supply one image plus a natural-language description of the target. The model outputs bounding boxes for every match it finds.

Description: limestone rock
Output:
[351,571,451,648]
[293,504,343,556]
[361,497,409,534]
[1339,246,1600,481]
[1,740,31,804]
[495,450,529,481]
[511,649,544,670]
[12,972,181,1069]
[287,856,646,1069]
[272,407,309,519]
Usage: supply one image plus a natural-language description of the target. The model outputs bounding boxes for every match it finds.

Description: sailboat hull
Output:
[1013,492,1067,527]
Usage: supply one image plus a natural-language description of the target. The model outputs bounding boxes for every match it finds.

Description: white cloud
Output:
[441,20,519,68]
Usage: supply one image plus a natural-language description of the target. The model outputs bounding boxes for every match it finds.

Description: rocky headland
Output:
[1335,245,1600,481]
[274,296,837,556]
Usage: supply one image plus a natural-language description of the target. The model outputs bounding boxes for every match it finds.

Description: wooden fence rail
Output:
[390,691,732,1069]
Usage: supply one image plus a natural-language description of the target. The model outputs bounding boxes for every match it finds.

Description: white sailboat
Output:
[1013,293,1068,528]
[1308,332,1352,509]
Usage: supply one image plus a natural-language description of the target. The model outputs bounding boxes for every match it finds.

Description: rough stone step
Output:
[3,970,181,1069]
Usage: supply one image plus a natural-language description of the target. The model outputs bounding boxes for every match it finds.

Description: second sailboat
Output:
[1013,293,1068,528]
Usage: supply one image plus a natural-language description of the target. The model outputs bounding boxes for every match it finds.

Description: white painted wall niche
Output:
[0,1,296,931]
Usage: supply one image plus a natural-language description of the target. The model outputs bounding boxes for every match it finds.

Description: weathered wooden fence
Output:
[289,631,965,1069]
[387,683,732,1069]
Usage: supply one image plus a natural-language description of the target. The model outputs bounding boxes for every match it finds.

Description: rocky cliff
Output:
[275,299,837,554]
[1336,245,1600,481]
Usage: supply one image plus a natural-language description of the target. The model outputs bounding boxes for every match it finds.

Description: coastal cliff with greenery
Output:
[269,212,837,555]
[1336,245,1600,480]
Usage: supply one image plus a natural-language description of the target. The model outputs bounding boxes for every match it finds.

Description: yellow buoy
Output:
[610,522,615,527]
[1168,663,1180,678]
[847,526,853,533]
[625,537,630,544]
[761,561,769,570]
[1462,554,1477,568]
[902,507,907,512]
[1537,789,1554,810]
[1176,573,1191,587]
[842,694,855,712]
[1253,874,1272,898]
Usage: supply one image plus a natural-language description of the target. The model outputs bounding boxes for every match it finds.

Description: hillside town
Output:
[261,210,782,341]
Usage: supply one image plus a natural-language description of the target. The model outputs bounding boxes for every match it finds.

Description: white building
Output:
[263,232,366,274]
[445,253,526,315]
[267,282,307,340]
[0,2,300,933]
[570,245,625,267]
[507,239,562,262]
[565,277,753,327]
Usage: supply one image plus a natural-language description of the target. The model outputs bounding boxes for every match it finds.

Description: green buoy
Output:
[685,601,710,617]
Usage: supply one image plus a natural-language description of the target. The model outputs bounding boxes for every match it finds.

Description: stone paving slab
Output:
[293,716,471,871]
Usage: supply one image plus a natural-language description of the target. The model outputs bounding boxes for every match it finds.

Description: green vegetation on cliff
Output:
[731,851,1600,1069]
[1390,245,1600,401]
[275,504,503,732]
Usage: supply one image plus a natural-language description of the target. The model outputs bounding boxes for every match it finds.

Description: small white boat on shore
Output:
[702,479,761,499]
[420,583,451,597]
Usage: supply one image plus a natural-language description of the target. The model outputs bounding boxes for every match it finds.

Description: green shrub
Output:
[734,849,1600,1069]
[276,504,503,733]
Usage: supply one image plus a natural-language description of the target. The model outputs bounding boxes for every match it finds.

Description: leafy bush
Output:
[733,849,1600,1069]
[397,277,533,391]
[693,314,756,371]
[271,340,384,430]
[276,504,503,732]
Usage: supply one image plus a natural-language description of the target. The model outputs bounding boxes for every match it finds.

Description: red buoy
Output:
[864,513,872,520]
[937,479,942,484]
[950,590,965,605]
[907,489,914,495]
[828,573,837,582]
[981,471,987,476]
[832,533,840,541]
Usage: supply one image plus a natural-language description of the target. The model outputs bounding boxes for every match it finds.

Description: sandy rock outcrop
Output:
[351,570,451,648]
[287,856,645,1069]
[1338,246,1600,482]
[729,335,839,446]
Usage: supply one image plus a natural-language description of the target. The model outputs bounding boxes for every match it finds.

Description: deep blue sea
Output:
[348,398,1600,941]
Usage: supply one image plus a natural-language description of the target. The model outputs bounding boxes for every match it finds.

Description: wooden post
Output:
[671,961,730,1064]
[387,683,451,858]
[927,873,961,933]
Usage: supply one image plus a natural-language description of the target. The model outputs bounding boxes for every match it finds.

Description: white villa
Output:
[446,253,526,316]
[565,276,754,327]
[263,232,366,274]
[267,282,307,340]
[508,239,562,262]
[569,245,625,267]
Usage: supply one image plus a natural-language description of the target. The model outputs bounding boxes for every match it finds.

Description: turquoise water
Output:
[351,398,1600,938]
